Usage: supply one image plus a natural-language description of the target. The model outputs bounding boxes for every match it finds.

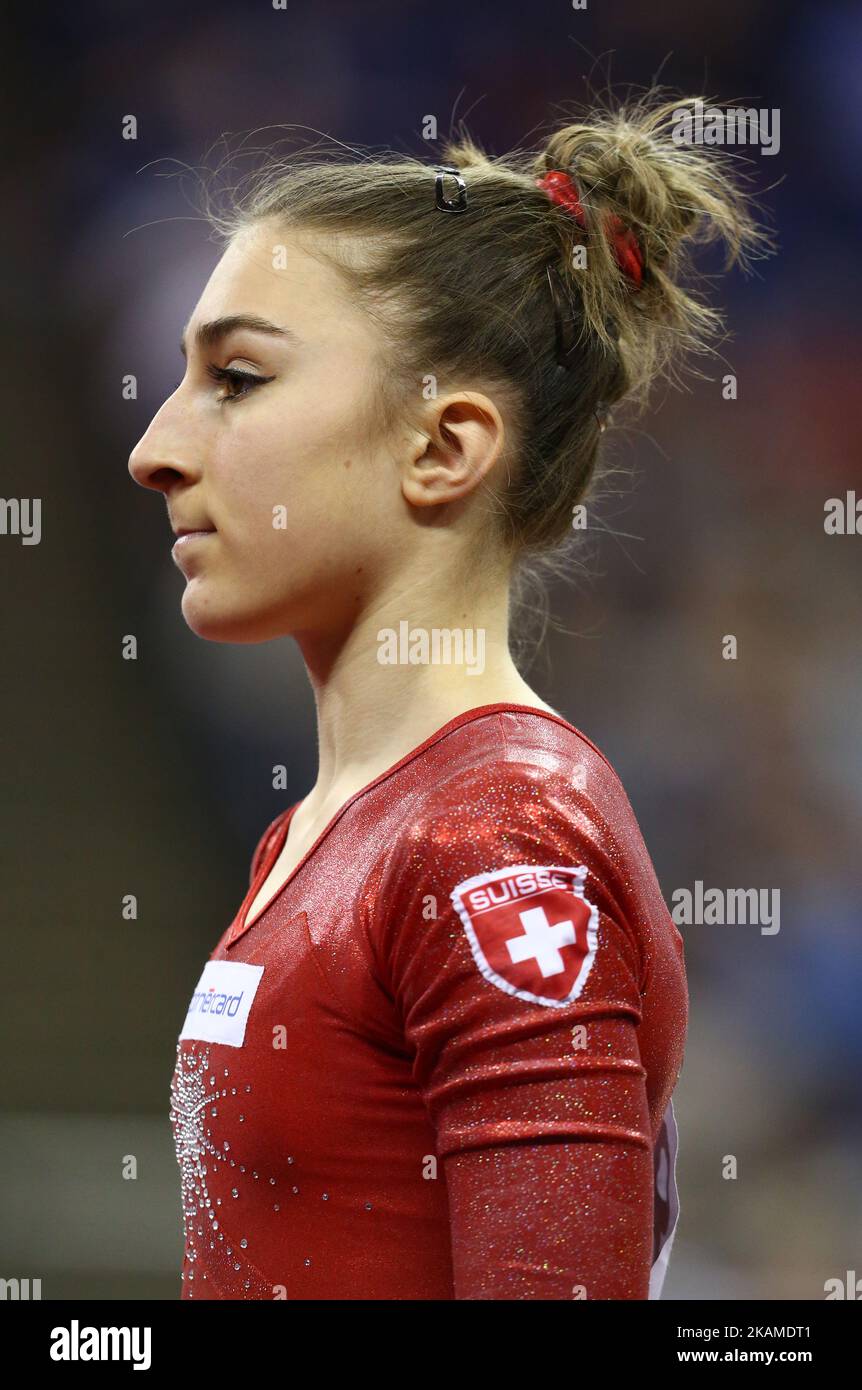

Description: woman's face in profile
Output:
[128,219,410,644]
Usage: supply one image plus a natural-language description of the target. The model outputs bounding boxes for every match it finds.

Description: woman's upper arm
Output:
[377,764,656,1299]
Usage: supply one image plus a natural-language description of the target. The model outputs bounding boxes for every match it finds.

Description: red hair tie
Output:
[535,169,644,288]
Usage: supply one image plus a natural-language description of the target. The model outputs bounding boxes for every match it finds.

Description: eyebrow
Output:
[179,313,299,359]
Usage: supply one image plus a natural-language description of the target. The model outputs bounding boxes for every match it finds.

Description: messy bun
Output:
[527,97,763,401]
[205,92,766,557]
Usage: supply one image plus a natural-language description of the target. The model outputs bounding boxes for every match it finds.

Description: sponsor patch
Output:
[450,864,599,1008]
[179,960,264,1048]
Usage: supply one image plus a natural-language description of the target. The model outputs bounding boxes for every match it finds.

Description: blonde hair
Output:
[201,93,766,558]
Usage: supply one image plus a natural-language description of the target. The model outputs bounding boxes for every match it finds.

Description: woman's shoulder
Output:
[379,703,674,949]
[408,702,635,834]
[371,704,677,1003]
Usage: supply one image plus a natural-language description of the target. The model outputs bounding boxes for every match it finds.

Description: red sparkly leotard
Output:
[170,703,687,1300]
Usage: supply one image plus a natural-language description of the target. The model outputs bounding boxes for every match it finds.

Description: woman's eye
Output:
[206,364,273,402]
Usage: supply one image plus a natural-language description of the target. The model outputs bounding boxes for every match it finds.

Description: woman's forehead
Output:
[206,225,329,304]
[192,223,369,348]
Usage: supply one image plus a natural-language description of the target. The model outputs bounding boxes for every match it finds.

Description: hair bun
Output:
[532,94,768,401]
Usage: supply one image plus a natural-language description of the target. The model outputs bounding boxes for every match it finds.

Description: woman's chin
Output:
[181,587,258,643]
[180,583,290,644]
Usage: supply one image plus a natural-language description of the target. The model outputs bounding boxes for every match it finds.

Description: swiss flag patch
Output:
[450,864,599,1008]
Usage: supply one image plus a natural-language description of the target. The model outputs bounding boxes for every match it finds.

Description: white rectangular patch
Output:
[179,960,264,1048]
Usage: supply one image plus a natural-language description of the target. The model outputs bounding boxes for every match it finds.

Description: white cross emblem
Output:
[506,906,577,978]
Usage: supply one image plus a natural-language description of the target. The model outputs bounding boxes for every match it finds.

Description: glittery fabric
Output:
[169,703,688,1300]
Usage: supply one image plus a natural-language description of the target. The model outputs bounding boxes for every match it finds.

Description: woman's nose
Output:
[128,422,199,496]
[129,448,180,495]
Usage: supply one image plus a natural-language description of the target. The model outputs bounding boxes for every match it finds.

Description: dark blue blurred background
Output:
[1,0,859,1299]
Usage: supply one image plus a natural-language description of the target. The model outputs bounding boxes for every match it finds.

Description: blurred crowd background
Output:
[1,0,859,1299]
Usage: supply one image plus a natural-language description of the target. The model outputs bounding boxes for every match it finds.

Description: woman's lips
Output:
[171,529,216,566]
[172,528,215,550]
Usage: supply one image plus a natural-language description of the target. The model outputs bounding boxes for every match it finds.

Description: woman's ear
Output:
[401,391,506,509]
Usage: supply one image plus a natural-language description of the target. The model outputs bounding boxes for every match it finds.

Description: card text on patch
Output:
[179,960,264,1047]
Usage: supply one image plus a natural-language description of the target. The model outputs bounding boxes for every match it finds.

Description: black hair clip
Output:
[547,264,608,433]
[434,164,467,213]
[545,263,577,369]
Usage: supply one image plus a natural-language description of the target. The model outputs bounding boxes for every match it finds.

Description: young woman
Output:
[130,97,759,1299]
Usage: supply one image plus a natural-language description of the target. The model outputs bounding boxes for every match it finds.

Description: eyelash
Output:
[206,364,274,403]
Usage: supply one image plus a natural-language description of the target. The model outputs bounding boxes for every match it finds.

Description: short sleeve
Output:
[374,761,655,1299]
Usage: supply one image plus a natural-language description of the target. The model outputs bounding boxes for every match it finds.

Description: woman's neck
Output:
[293,577,556,821]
